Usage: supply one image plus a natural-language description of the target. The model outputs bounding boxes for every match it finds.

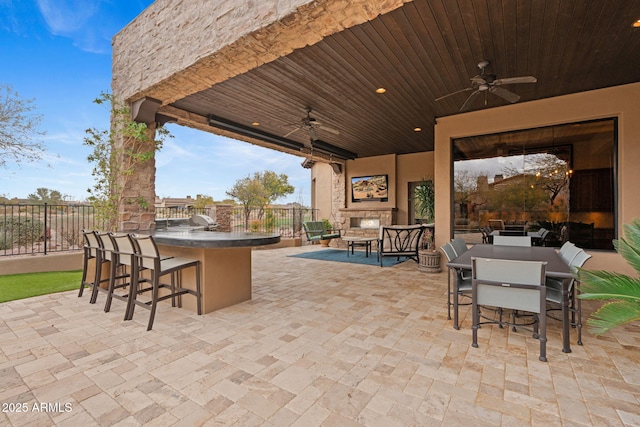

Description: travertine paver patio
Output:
[1,245,639,426]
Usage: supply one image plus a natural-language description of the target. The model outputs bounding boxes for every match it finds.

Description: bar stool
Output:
[78,230,107,301]
[89,232,114,304]
[100,233,136,316]
[129,234,202,331]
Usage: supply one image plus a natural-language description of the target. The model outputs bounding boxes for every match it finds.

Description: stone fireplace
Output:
[335,208,397,246]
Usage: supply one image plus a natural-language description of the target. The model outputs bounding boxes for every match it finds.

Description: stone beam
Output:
[112,0,411,105]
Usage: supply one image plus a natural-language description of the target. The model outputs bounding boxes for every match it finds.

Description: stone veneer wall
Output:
[112,0,410,103]
[117,125,158,232]
[213,204,232,232]
[111,0,410,231]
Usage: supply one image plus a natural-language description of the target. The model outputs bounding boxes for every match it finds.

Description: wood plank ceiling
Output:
[169,0,640,160]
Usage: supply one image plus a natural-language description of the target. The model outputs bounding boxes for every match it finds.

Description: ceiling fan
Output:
[284,107,340,141]
[436,60,537,112]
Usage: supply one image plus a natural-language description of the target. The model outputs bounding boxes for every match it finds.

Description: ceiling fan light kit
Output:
[437,60,537,112]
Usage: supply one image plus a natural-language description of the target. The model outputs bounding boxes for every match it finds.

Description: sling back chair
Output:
[78,230,109,302]
[492,235,532,247]
[441,241,472,330]
[546,248,592,345]
[87,231,134,309]
[129,234,202,331]
[100,233,139,318]
[471,257,548,362]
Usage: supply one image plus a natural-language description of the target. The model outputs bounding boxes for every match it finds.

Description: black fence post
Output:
[44,203,48,255]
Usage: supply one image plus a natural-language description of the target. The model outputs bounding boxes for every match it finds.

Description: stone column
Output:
[331,169,346,247]
[214,204,233,232]
[116,123,157,232]
[332,168,346,229]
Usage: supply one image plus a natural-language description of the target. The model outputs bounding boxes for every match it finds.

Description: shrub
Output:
[264,210,276,232]
[0,217,45,249]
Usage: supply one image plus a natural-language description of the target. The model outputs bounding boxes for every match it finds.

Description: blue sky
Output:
[0,0,310,205]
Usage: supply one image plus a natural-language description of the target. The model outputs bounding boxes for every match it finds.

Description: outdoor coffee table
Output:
[342,236,377,257]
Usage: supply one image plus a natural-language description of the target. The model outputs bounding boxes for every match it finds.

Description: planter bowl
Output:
[418,249,441,273]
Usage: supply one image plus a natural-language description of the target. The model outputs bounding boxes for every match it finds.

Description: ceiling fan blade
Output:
[493,76,537,85]
[321,125,340,135]
[460,90,481,112]
[435,87,473,102]
[283,127,301,138]
[489,86,521,103]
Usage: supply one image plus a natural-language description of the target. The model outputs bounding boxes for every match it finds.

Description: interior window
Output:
[452,118,616,250]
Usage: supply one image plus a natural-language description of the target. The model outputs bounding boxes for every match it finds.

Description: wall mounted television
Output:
[351,175,389,202]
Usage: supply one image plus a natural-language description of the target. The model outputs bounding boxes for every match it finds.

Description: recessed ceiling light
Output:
[251,122,260,126]
[375,87,386,94]
[413,127,422,132]
[634,19,640,28]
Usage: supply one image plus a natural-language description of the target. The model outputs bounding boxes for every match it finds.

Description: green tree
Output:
[194,194,214,209]
[226,171,295,228]
[0,85,46,167]
[503,153,571,206]
[27,188,64,204]
[84,92,171,231]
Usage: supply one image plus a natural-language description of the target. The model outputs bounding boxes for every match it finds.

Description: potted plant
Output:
[414,179,440,272]
[578,219,640,335]
[418,227,441,272]
[320,218,334,247]
[414,179,435,225]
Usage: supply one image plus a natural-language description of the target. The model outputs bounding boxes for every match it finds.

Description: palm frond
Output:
[623,219,640,248]
[614,221,640,274]
[579,219,640,335]
[578,269,640,302]
[586,301,640,335]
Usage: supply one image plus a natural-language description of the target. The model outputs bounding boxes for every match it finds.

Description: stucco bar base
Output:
[156,245,251,314]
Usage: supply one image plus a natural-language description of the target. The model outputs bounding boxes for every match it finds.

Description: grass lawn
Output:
[0,270,82,303]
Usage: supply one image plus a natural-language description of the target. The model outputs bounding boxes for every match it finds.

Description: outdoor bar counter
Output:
[151,229,280,314]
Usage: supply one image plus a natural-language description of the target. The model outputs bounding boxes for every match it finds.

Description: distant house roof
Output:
[155,196,194,208]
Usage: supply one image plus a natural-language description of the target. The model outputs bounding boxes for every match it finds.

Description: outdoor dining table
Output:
[446,244,575,353]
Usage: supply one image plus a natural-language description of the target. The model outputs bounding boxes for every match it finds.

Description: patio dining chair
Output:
[471,257,548,362]
[450,237,469,257]
[492,235,532,247]
[441,241,472,330]
[480,226,493,244]
[488,219,504,231]
[558,241,581,265]
[546,249,592,345]
[129,234,202,331]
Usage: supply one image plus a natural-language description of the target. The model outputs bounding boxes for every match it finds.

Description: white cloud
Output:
[33,0,126,53]
[36,0,99,34]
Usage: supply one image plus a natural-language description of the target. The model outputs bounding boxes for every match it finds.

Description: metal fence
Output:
[0,204,106,256]
[154,206,209,219]
[230,207,318,238]
[1,204,318,256]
